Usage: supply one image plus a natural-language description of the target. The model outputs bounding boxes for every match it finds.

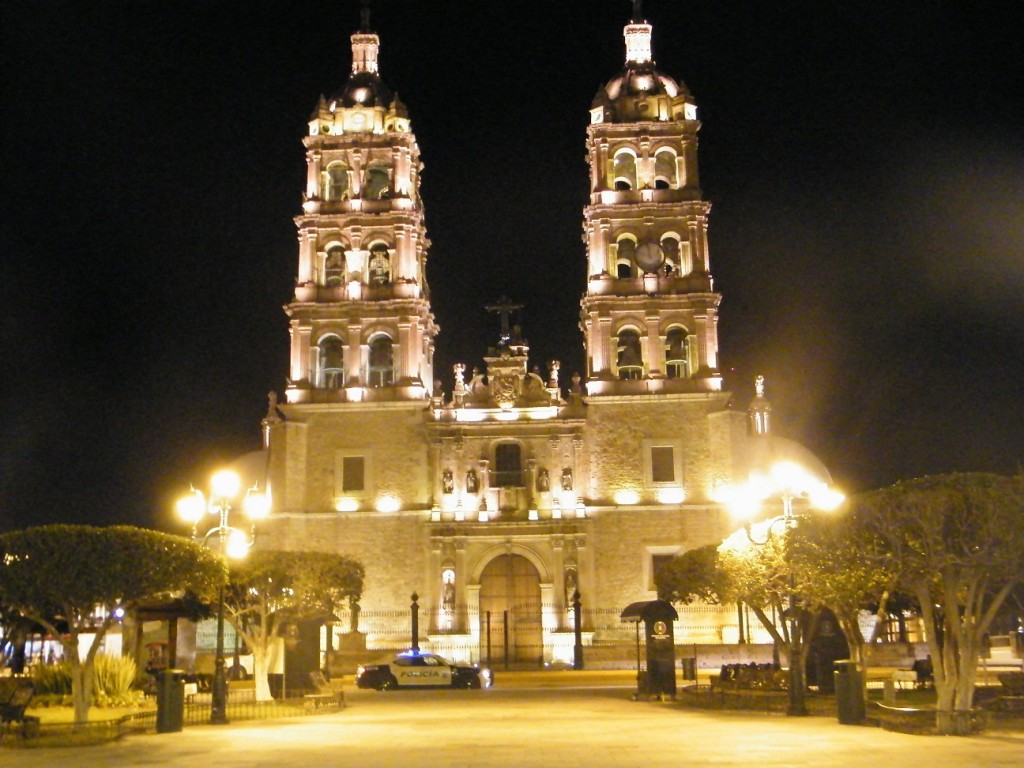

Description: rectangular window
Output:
[645,547,681,592]
[493,443,523,488]
[342,456,365,492]
[652,554,675,589]
[650,446,675,484]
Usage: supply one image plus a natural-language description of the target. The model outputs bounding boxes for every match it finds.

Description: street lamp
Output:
[177,469,269,724]
[722,461,844,717]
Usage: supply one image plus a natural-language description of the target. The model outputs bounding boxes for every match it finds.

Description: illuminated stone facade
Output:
[264,12,829,664]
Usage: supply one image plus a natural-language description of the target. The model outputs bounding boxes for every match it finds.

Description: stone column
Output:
[346,323,363,385]
[455,542,467,634]
[551,538,566,626]
[397,319,412,382]
[645,312,662,377]
[298,229,317,284]
[306,149,321,199]
[597,315,613,375]
[292,323,312,384]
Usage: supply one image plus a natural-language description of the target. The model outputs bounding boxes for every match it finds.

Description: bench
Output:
[0,678,39,739]
[711,663,786,692]
[891,670,917,689]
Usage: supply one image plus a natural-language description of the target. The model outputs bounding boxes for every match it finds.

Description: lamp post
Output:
[725,461,844,717]
[177,469,268,724]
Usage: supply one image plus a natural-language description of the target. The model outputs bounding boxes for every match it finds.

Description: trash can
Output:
[680,657,697,681]
[156,669,186,733]
[834,660,866,725]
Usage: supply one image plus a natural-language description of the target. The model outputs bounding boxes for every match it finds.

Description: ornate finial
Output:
[261,391,282,449]
[749,375,771,436]
[624,0,653,66]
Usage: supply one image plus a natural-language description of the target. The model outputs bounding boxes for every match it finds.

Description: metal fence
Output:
[180,690,344,727]
[0,690,343,748]
[329,602,748,670]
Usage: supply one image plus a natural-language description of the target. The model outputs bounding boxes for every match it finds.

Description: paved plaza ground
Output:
[7,673,1023,767]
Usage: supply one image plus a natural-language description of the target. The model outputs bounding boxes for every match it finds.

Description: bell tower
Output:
[285,9,437,404]
[580,5,722,396]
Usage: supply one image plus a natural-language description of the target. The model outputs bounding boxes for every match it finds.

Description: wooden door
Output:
[479,554,542,666]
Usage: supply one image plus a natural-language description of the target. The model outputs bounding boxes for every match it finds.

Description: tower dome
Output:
[331,68,394,110]
[591,10,694,124]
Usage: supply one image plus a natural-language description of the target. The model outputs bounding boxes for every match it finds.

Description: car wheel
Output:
[467,675,482,689]
[378,674,398,691]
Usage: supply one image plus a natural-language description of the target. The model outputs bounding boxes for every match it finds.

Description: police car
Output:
[355,651,493,691]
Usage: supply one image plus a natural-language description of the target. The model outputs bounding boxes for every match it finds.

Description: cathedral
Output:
[261,8,832,667]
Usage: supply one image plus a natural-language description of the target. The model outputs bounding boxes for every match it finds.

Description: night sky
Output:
[2,1,1022,533]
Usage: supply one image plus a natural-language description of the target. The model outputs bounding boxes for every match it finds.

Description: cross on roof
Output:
[485,296,523,345]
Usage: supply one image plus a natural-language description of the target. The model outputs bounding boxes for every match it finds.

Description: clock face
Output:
[653,620,668,635]
[634,242,664,273]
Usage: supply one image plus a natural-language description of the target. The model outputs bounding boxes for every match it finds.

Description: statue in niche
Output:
[466,469,479,493]
[561,467,573,492]
[564,568,578,606]
[442,470,454,494]
[537,469,550,492]
[441,569,455,614]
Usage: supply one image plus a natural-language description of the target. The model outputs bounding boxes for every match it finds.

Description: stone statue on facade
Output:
[561,467,573,492]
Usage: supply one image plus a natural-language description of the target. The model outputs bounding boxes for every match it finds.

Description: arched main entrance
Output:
[478,554,542,667]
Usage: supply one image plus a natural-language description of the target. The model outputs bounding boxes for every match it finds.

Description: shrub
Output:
[92,654,141,707]
[30,655,143,707]
[31,661,72,698]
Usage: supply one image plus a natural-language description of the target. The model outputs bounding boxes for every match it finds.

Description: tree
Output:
[659,527,853,709]
[658,536,817,680]
[655,543,723,606]
[854,473,1024,735]
[788,510,897,663]
[0,525,225,723]
[222,550,364,701]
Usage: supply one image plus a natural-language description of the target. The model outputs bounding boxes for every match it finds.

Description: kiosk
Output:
[620,600,678,699]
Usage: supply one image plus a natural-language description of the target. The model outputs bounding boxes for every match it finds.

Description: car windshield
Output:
[394,652,451,666]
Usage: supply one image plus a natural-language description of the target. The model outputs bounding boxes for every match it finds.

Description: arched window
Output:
[665,327,690,379]
[612,151,637,190]
[364,166,390,199]
[660,236,680,275]
[616,238,636,278]
[616,328,643,380]
[324,246,346,286]
[493,443,523,488]
[367,335,394,387]
[318,336,345,389]
[324,163,349,201]
[654,149,677,189]
[368,243,391,285]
